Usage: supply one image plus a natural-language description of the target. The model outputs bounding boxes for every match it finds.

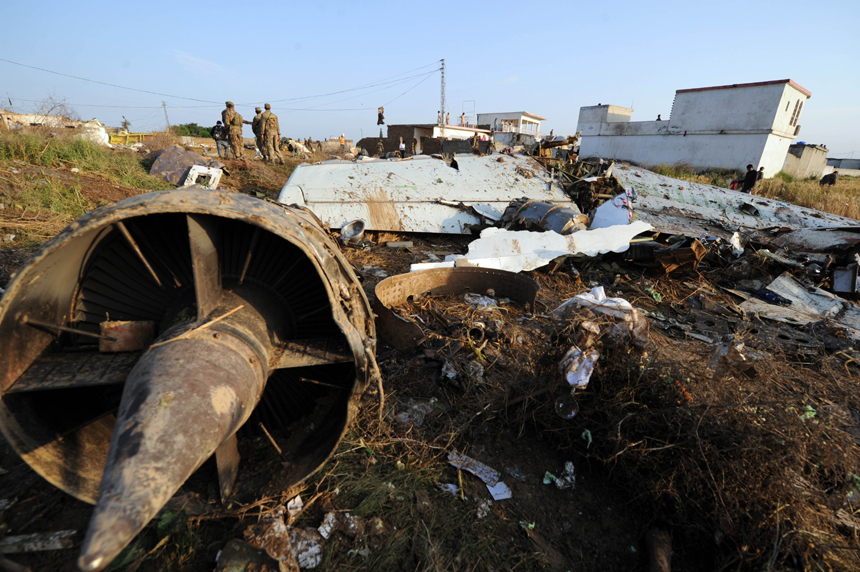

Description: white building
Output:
[576,79,811,176]
[476,111,546,137]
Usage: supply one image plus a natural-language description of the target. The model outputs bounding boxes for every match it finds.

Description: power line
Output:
[304,70,440,109]
[384,72,437,106]
[258,60,442,104]
[2,58,442,111]
[0,57,222,104]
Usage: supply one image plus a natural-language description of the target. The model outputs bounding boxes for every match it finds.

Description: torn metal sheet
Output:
[277,154,574,234]
[739,272,860,339]
[768,227,860,254]
[612,164,860,241]
[411,221,653,273]
[373,267,539,351]
[0,530,76,554]
[149,144,225,187]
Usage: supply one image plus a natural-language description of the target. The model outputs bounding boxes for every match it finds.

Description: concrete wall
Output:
[669,83,795,133]
[577,81,811,176]
[579,132,779,173]
[823,165,860,177]
[828,158,860,170]
[782,145,828,179]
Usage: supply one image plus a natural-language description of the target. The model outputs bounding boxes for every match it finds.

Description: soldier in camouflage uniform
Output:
[260,104,284,165]
[222,101,235,129]
[247,107,266,161]
[228,107,244,159]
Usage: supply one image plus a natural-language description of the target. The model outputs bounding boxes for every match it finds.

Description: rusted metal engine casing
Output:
[0,189,376,570]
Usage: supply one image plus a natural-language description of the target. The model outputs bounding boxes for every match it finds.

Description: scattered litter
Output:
[551,286,650,348]
[448,450,500,486]
[340,219,366,245]
[581,430,593,448]
[287,495,303,519]
[361,265,388,278]
[386,241,413,249]
[149,144,225,186]
[70,167,79,173]
[442,361,457,379]
[506,467,527,482]
[487,481,513,501]
[394,400,435,427]
[555,462,576,490]
[182,165,222,189]
[436,483,459,496]
[730,232,744,257]
[463,360,485,384]
[464,293,496,308]
[477,499,492,519]
[244,509,323,570]
[543,472,557,485]
[646,286,663,303]
[558,345,599,389]
[318,512,337,540]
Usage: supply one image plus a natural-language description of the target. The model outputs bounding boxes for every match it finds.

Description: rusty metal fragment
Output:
[0,190,377,571]
[373,267,539,351]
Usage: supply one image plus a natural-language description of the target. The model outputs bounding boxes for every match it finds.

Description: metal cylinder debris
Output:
[0,190,377,571]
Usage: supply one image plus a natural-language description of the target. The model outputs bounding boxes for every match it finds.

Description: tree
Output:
[121,116,132,132]
[172,123,211,138]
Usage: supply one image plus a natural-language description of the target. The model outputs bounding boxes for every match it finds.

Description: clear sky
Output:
[2,0,858,157]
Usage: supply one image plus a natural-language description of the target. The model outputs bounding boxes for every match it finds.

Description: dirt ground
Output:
[2,148,860,571]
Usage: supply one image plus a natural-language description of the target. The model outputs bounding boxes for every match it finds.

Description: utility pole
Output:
[440,59,446,126]
[162,101,170,132]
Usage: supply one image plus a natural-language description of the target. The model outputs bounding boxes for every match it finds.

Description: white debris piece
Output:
[318,512,338,540]
[555,462,576,490]
[287,495,303,519]
[731,232,744,257]
[410,221,652,273]
[182,165,222,189]
[487,481,513,501]
[448,450,500,486]
[558,346,600,389]
[590,192,633,228]
[464,293,496,308]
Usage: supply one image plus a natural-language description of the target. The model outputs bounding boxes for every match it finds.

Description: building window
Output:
[785,101,790,112]
[789,100,801,127]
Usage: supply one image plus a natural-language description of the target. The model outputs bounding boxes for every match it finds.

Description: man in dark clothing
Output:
[741,164,758,193]
[212,121,229,158]
[820,171,839,186]
[757,167,765,181]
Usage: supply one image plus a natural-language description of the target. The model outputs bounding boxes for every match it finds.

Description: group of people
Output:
[212,101,284,164]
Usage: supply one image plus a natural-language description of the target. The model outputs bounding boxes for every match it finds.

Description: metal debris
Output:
[411,221,653,273]
[0,190,378,571]
[373,267,539,351]
[0,530,76,554]
[149,144,225,186]
[276,154,573,234]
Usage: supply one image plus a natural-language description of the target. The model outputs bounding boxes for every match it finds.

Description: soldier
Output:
[228,106,244,159]
[260,103,285,165]
[445,112,450,125]
[376,139,384,157]
[222,101,235,128]
[437,111,442,125]
[246,107,266,161]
